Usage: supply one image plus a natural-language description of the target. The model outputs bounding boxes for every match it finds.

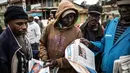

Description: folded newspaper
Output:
[29,58,59,73]
[113,55,130,73]
[65,39,96,73]
[29,58,50,73]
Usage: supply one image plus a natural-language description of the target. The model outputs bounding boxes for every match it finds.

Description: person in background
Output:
[80,4,104,41]
[27,16,41,59]
[34,16,44,34]
[47,13,55,24]
[80,4,104,73]
[81,0,130,73]
[0,6,32,73]
[39,0,82,73]
[103,13,115,28]
[81,0,88,8]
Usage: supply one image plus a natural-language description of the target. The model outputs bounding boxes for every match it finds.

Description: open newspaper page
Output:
[65,39,96,73]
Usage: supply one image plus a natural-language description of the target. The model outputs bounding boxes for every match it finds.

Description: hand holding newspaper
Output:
[65,39,96,73]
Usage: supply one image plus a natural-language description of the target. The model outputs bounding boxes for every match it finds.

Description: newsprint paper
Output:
[65,39,96,73]
[113,55,130,73]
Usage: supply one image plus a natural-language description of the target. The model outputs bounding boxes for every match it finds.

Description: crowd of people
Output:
[0,0,130,73]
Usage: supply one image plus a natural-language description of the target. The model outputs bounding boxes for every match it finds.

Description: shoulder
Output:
[46,22,54,29]
[72,26,82,33]
[0,30,8,44]
[33,22,40,28]
[110,17,119,23]
[106,17,119,27]
[80,21,87,30]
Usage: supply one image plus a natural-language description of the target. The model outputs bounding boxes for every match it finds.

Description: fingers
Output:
[43,62,55,68]
[43,63,51,68]
[80,38,86,42]
[43,59,57,68]
[80,38,85,43]
[45,59,52,62]
[43,59,52,66]
[80,38,90,46]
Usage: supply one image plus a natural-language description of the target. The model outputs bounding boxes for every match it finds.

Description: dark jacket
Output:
[0,25,3,34]
[0,26,32,73]
[80,20,104,73]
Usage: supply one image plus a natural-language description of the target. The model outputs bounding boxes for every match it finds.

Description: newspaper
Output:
[65,39,96,73]
[113,55,130,73]
[29,58,44,72]
[29,58,50,73]
[39,67,50,73]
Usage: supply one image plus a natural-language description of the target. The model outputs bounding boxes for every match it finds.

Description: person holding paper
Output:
[80,4,104,73]
[81,0,130,73]
[38,0,82,73]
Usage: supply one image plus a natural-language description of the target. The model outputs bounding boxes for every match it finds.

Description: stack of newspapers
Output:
[113,55,130,73]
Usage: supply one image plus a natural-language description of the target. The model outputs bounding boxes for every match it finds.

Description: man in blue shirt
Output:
[81,0,130,73]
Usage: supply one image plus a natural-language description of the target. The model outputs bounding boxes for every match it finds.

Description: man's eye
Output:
[15,22,27,25]
[16,22,23,25]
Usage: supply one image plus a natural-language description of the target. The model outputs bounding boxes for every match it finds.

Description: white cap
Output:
[34,16,39,19]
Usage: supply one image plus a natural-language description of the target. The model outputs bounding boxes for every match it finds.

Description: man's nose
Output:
[68,17,74,21]
[92,16,97,19]
[69,18,72,21]
[21,24,27,29]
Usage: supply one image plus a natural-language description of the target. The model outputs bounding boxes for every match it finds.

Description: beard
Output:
[88,20,99,32]
[89,25,98,32]
[13,30,27,36]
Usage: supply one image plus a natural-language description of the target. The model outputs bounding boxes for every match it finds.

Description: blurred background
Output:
[0,0,119,29]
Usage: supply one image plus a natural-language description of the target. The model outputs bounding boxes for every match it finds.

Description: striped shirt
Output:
[114,23,129,43]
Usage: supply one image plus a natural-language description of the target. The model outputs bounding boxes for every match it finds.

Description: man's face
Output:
[87,13,100,31]
[118,5,130,22]
[50,14,54,19]
[8,19,28,36]
[28,16,33,22]
[34,19,39,22]
[61,13,75,27]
